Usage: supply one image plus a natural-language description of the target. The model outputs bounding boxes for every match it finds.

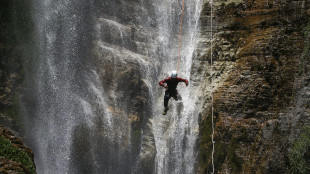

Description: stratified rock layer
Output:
[199,0,310,173]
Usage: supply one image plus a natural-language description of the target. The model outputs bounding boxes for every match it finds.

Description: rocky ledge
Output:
[0,125,36,174]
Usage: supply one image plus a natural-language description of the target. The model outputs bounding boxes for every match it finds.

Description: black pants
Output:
[164,89,178,108]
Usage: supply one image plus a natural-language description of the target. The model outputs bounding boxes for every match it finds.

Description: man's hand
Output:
[164,85,168,89]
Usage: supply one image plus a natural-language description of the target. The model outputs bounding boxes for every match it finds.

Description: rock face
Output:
[4,0,310,173]
[0,0,21,108]
[0,1,35,174]
[0,0,32,134]
[0,125,36,173]
[0,0,22,130]
[90,1,157,172]
[199,0,310,173]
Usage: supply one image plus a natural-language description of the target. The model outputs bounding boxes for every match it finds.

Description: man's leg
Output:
[163,91,170,115]
[172,90,182,101]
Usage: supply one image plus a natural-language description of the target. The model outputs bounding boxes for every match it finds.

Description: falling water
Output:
[26,0,95,173]
[24,0,203,173]
[152,0,203,173]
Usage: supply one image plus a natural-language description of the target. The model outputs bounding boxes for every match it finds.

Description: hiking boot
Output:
[162,107,169,115]
[162,110,167,115]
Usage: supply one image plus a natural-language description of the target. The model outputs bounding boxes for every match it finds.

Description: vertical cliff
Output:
[23,0,204,173]
[199,0,310,173]
[4,0,310,173]
[0,0,29,132]
[0,0,36,173]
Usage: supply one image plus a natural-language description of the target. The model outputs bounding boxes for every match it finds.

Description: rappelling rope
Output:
[210,0,215,173]
[177,0,185,75]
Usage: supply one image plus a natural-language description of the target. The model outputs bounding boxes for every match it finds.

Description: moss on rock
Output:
[0,136,35,174]
[199,109,228,174]
[288,126,310,174]
[0,126,36,173]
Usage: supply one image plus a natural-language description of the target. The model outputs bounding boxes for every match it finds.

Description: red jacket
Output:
[159,77,189,91]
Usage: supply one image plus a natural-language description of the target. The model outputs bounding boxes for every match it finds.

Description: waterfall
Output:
[152,0,203,173]
[24,0,203,173]
[27,0,95,173]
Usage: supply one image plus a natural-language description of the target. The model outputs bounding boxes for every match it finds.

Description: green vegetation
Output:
[288,126,310,174]
[304,25,310,57]
[298,24,310,76]
[131,125,142,158]
[0,136,36,174]
[227,138,243,173]
[200,109,246,173]
[199,111,221,173]
[3,93,21,122]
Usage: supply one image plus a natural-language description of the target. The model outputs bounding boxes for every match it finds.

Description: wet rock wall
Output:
[199,0,310,173]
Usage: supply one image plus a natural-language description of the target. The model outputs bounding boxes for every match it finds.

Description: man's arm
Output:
[159,77,170,87]
[177,77,189,86]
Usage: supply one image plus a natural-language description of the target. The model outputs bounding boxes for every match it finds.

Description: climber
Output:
[159,70,189,115]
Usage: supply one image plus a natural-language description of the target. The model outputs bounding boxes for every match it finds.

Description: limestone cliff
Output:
[199,0,310,173]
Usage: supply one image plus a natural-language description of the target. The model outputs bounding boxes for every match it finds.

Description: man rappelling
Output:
[159,70,189,115]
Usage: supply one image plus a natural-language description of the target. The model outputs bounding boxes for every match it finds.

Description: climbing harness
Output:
[210,0,215,173]
[177,0,185,75]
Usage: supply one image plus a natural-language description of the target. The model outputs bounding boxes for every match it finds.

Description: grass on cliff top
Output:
[288,126,310,174]
[0,136,36,174]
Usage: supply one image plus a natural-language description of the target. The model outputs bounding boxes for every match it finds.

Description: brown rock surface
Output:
[0,159,30,174]
[199,0,310,173]
[0,126,33,158]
